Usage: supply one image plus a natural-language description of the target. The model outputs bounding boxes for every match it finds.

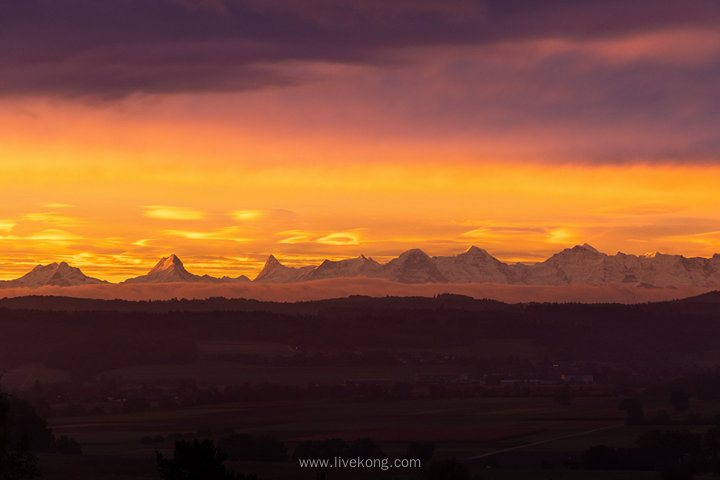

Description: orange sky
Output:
[2,95,720,282]
[2,5,720,282]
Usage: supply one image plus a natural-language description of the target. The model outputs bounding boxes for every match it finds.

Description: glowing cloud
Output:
[0,220,15,232]
[24,212,78,226]
[162,227,249,242]
[44,203,73,208]
[232,210,263,220]
[2,1,720,280]
[279,235,310,244]
[144,206,206,220]
[25,229,82,242]
[548,228,577,245]
[317,232,360,246]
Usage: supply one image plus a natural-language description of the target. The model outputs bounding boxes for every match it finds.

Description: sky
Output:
[2,0,720,282]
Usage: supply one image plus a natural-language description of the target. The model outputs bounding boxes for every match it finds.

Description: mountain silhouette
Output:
[122,255,250,284]
[4,245,720,288]
[254,255,315,283]
[0,262,105,288]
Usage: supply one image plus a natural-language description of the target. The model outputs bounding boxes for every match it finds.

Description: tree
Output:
[406,441,435,465]
[5,397,53,452]
[0,388,41,480]
[156,439,260,480]
[349,438,384,459]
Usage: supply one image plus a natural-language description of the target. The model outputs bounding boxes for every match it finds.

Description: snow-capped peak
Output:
[265,254,282,267]
[0,261,105,288]
[462,245,493,257]
[150,254,185,273]
[579,243,600,253]
[123,254,198,284]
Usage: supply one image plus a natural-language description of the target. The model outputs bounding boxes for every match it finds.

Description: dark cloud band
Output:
[1,0,719,97]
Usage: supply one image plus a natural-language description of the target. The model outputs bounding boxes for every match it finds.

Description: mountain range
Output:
[0,262,107,288]
[121,254,250,284]
[3,244,720,289]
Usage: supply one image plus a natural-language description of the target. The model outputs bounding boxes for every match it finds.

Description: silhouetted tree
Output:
[6,397,54,452]
[349,438,384,459]
[156,439,259,480]
[406,441,435,465]
[0,388,41,480]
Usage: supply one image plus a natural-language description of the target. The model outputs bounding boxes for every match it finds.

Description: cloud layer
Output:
[0,278,708,304]
[1,0,719,98]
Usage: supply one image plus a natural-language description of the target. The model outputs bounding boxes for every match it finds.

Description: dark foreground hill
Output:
[0,291,719,378]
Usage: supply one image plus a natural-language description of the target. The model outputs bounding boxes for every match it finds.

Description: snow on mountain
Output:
[199,274,251,284]
[381,248,447,283]
[433,246,514,283]
[123,254,250,284]
[251,244,720,287]
[123,254,199,284]
[307,255,382,281]
[253,255,315,283]
[529,243,607,285]
[5,245,720,288]
[0,262,106,288]
[635,253,715,287]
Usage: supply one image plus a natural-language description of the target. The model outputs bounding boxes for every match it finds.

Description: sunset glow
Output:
[2,1,720,282]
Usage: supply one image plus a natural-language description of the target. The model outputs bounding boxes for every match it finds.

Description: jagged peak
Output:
[352,254,376,263]
[55,262,79,272]
[551,243,603,257]
[151,254,185,272]
[569,243,600,253]
[463,245,492,256]
[30,261,75,272]
[32,262,55,269]
[264,254,283,267]
[398,248,430,259]
[317,255,374,269]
